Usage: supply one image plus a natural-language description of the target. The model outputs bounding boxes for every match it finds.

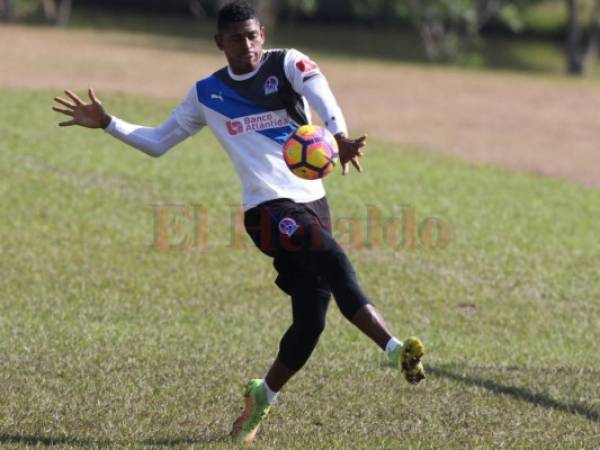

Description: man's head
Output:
[215,1,265,75]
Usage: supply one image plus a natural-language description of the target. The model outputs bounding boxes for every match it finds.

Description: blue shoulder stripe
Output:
[196,75,270,119]
[196,74,298,144]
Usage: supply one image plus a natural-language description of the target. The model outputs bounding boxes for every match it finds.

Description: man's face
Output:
[215,18,265,74]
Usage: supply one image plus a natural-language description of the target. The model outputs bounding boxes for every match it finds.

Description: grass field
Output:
[0,87,598,449]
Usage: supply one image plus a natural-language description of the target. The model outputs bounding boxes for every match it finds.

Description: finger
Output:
[88,87,100,104]
[344,147,364,159]
[351,158,363,173]
[54,97,75,109]
[342,161,349,176]
[52,106,74,116]
[64,89,84,106]
[59,119,76,127]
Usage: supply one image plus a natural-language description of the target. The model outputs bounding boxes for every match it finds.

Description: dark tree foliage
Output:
[0,0,15,20]
[4,0,598,76]
[565,0,600,74]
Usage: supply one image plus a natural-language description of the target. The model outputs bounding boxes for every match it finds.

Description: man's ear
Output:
[259,25,266,44]
[214,33,224,51]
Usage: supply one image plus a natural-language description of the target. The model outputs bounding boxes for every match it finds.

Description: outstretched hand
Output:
[335,133,367,175]
[52,88,111,129]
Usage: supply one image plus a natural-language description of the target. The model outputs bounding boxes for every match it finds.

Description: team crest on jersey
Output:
[278,217,299,237]
[264,76,279,95]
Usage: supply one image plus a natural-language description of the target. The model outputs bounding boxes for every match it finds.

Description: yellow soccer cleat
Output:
[231,379,271,444]
[389,337,426,384]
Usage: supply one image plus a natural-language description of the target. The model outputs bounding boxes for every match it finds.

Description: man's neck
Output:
[227,52,266,80]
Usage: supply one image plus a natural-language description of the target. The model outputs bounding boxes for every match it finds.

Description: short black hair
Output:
[217,1,259,32]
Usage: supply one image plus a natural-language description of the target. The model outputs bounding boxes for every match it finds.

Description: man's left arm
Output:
[284,50,367,175]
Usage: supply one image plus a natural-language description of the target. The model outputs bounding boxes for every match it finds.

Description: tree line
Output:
[1,0,599,75]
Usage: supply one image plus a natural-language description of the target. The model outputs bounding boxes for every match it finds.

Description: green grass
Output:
[0,88,599,449]
[520,0,567,34]
[520,0,600,35]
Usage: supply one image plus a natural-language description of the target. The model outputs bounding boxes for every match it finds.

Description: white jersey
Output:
[106,49,347,210]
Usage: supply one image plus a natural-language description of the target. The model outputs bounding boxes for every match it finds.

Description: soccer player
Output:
[52,0,425,444]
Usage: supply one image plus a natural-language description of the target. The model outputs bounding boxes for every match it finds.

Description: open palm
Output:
[335,133,367,175]
[52,88,111,129]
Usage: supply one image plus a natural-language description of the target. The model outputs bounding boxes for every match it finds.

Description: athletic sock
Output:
[385,337,402,355]
[263,379,279,404]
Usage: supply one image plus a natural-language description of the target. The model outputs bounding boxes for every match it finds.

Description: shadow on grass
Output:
[0,434,110,447]
[141,434,230,446]
[428,365,600,423]
[0,432,229,447]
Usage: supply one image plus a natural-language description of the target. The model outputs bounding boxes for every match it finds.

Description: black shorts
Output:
[244,197,332,295]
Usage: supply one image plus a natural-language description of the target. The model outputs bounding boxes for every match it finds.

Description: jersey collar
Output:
[227,51,269,81]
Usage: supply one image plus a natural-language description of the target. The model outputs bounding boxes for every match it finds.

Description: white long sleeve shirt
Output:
[105,48,348,210]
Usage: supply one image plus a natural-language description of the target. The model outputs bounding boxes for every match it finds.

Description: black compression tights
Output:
[275,225,372,371]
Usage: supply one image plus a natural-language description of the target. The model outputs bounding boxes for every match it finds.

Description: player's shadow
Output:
[428,365,600,422]
[0,434,109,447]
[140,434,230,446]
[0,432,229,447]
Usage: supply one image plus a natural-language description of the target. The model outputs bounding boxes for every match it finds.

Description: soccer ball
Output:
[283,125,339,180]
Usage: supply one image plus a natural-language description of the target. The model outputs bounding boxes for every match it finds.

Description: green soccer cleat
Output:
[231,379,272,444]
[388,337,426,384]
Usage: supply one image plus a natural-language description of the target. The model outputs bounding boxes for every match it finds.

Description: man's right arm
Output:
[52,87,206,158]
[103,115,191,158]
